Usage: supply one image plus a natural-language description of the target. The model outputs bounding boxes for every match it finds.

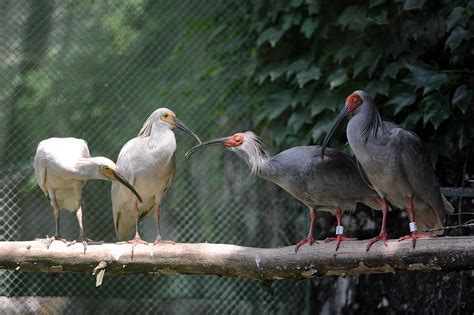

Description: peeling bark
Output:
[0,237,472,282]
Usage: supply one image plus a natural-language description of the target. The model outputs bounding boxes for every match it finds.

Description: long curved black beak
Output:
[185,137,231,157]
[113,171,143,202]
[173,117,202,144]
[320,106,349,159]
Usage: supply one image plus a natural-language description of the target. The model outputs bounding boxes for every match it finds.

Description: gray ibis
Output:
[34,137,142,252]
[185,131,381,252]
[111,108,201,246]
[321,90,454,250]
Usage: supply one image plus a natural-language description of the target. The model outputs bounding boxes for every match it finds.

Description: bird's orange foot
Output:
[68,236,103,254]
[294,237,318,253]
[45,235,67,249]
[366,232,389,251]
[153,239,175,246]
[398,232,433,248]
[325,235,357,251]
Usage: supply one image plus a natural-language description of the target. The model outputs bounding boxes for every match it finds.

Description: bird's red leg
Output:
[397,198,433,248]
[324,207,357,251]
[294,208,317,253]
[153,204,175,246]
[366,197,390,251]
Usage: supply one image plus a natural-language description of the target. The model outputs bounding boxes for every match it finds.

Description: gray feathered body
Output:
[346,93,453,233]
[231,133,380,213]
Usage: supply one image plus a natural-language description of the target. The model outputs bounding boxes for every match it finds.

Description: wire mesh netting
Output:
[1,1,473,314]
[0,0,312,313]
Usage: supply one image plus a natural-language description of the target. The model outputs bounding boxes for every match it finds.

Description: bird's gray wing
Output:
[393,129,447,229]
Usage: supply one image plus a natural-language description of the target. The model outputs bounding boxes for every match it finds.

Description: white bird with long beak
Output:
[34,137,142,252]
[112,108,201,247]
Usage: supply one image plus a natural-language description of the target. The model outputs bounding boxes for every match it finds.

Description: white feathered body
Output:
[34,137,90,212]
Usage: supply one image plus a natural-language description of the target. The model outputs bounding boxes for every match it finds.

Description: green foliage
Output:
[221,0,474,161]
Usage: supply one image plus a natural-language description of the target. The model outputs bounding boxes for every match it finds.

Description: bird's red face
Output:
[345,92,362,114]
[224,133,244,147]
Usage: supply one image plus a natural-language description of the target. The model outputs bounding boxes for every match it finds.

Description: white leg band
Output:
[409,222,417,232]
[336,225,344,235]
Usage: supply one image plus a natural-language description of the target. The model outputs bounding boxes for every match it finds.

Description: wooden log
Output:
[0,237,472,284]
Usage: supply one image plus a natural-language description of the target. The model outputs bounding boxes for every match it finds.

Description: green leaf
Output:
[403,65,448,95]
[446,7,468,31]
[266,90,293,120]
[353,50,381,78]
[452,85,470,113]
[445,26,468,51]
[301,18,318,38]
[292,87,313,107]
[327,68,348,89]
[366,80,390,97]
[337,5,367,31]
[286,59,310,79]
[307,0,320,14]
[257,27,284,47]
[371,10,388,25]
[387,92,416,114]
[403,0,425,11]
[258,62,288,83]
[310,90,341,116]
[402,112,422,129]
[269,123,288,146]
[291,0,304,8]
[421,94,450,129]
[334,46,360,64]
[381,62,403,80]
[288,111,310,132]
[311,116,336,142]
[296,66,322,87]
[370,0,386,8]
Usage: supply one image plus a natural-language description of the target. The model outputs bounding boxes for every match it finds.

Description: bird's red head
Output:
[224,132,245,147]
[345,92,362,114]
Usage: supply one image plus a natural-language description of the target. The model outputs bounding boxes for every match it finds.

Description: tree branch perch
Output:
[0,237,473,283]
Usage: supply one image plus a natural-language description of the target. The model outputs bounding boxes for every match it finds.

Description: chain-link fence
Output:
[1,1,473,314]
[0,0,314,313]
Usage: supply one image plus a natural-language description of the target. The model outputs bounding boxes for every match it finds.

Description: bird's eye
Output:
[352,97,358,103]
[164,114,169,118]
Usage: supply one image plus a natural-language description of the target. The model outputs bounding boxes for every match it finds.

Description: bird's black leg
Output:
[294,208,318,252]
[153,204,175,246]
[366,197,390,251]
[67,207,102,254]
[397,198,433,248]
[324,207,357,251]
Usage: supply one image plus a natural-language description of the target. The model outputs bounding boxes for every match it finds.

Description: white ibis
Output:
[321,90,454,250]
[34,137,142,252]
[111,108,201,246]
[185,131,381,252]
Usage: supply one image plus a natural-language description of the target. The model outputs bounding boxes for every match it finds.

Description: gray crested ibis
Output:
[34,137,143,252]
[185,131,381,252]
[321,90,454,250]
[111,108,201,247]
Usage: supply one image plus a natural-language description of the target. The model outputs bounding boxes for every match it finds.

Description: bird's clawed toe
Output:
[397,232,434,248]
[45,235,67,249]
[294,237,317,253]
[68,236,103,254]
[366,232,389,251]
[325,235,357,251]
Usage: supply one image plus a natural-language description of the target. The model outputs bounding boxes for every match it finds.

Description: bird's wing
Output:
[34,142,49,198]
[392,128,446,226]
[163,154,176,194]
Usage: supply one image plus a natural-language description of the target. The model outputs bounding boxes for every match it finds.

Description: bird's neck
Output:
[73,158,102,180]
[351,100,387,142]
[232,146,271,178]
[149,125,177,152]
